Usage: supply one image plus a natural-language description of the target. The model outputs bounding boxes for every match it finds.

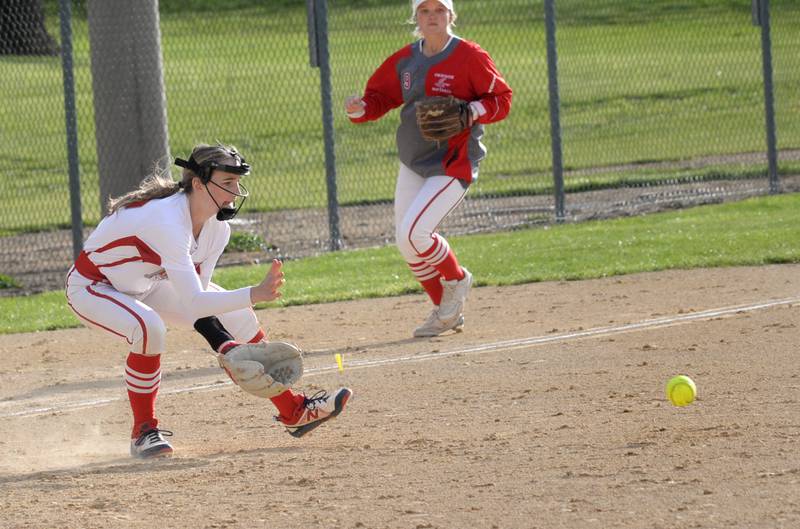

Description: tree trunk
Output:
[0,0,59,56]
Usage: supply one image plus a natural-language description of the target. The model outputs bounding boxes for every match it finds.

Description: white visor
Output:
[412,0,454,15]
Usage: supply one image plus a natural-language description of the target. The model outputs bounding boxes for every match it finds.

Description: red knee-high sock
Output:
[271,390,305,420]
[420,276,444,305]
[248,328,267,344]
[407,261,443,305]
[248,329,305,418]
[433,247,465,281]
[125,352,161,438]
[418,234,465,282]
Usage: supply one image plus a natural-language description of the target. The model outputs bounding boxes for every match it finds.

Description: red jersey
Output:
[350,36,512,183]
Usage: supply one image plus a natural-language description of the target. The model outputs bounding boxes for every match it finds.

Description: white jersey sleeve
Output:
[77,193,253,319]
[148,210,250,320]
[166,267,251,320]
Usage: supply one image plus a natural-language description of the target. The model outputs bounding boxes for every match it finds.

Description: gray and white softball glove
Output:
[217,341,303,399]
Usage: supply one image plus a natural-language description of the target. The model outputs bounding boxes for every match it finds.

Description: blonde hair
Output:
[408,2,457,39]
[106,143,242,214]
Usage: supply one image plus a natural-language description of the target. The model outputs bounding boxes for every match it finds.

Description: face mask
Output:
[175,152,251,221]
[204,179,249,221]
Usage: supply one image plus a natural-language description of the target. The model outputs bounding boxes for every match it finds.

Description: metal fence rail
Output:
[0,0,798,294]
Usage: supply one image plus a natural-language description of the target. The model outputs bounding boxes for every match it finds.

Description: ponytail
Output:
[106,165,184,215]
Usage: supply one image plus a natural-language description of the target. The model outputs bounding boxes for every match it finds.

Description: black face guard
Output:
[175,154,251,221]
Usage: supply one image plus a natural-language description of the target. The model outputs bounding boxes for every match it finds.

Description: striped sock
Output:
[418,234,465,281]
[248,328,267,344]
[407,260,443,305]
[125,352,161,437]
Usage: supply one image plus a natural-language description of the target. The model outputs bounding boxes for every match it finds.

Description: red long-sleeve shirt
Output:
[350,36,512,184]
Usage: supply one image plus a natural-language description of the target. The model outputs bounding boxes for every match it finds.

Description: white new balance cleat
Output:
[130,428,174,459]
[438,267,473,322]
[279,388,352,438]
[413,308,465,338]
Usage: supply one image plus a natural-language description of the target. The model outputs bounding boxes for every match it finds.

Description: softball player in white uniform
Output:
[65,144,351,458]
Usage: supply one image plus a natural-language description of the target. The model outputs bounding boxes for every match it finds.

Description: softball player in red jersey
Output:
[65,144,351,458]
[345,0,512,337]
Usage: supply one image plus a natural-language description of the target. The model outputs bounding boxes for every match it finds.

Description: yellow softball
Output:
[666,375,696,407]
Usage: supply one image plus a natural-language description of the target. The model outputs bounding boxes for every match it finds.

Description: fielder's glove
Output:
[217,341,303,399]
[415,95,471,143]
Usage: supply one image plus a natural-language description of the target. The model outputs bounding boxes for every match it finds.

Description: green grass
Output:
[0,274,21,289]
[1,1,799,234]
[3,192,799,335]
[225,231,268,253]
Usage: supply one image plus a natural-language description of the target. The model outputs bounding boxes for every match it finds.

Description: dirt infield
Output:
[1,265,799,529]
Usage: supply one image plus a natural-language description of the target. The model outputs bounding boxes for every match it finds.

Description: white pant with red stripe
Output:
[66,271,259,355]
[394,163,469,263]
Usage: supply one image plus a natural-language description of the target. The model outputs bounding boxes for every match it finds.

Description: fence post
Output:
[308,0,342,251]
[544,0,565,222]
[87,0,170,214]
[59,0,82,260]
[753,0,779,194]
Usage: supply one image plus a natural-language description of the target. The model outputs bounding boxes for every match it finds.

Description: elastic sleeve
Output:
[468,47,512,124]
[350,50,407,123]
[167,267,252,320]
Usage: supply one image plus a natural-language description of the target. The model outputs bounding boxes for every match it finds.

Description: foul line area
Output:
[2,296,797,420]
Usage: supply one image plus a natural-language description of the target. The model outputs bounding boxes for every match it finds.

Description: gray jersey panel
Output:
[393,38,484,180]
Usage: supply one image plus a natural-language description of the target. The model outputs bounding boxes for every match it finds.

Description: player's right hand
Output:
[250,259,284,304]
[344,95,366,114]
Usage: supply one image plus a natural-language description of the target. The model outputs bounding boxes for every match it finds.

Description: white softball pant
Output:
[66,273,259,356]
[394,163,469,261]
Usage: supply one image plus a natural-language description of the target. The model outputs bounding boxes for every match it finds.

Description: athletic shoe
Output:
[413,309,465,338]
[130,427,174,459]
[438,267,473,322]
[279,388,352,438]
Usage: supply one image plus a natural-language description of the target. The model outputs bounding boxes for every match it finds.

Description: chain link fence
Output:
[1,0,798,294]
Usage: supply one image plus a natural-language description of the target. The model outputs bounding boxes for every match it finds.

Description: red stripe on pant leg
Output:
[86,285,149,354]
[406,178,459,255]
[67,301,133,344]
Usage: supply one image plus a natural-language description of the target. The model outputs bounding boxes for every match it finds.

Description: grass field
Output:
[3,192,799,335]
[0,0,798,235]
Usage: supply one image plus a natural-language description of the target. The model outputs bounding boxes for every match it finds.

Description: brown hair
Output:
[106,143,241,214]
